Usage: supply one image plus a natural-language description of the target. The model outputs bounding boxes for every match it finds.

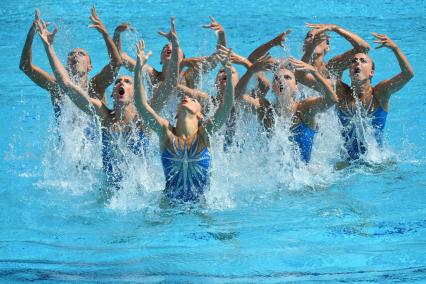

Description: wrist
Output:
[244,61,253,69]
[331,25,339,31]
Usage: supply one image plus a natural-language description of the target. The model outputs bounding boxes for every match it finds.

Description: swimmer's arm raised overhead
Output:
[88,6,123,100]
[247,30,291,63]
[230,51,270,96]
[150,17,180,112]
[202,16,226,47]
[372,33,414,107]
[289,58,338,118]
[246,31,291,95]
[134,40,168,136]
[205,49,235,134]
[113,22,136,71]
[36,19,107,118]
[234,53,273,110]
[19,9,56,91]
[181,16,227,87]
[311,24,370,77]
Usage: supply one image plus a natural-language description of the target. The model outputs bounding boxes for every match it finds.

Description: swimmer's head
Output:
[111,75,134,105]
[67,48,92,76]
[349,53,375,83]
[176,96,204,121]
[215,66,239,94]
[303,30,330,56]
[272,68,298,98]
[160,43,184,64]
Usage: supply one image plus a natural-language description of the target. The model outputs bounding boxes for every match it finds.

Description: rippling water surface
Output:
[1,0,426,282]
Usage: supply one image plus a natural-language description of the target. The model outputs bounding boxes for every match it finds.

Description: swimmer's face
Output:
[160,43,184,64]
[67,48,92,75]
[349,53,374,82]
[272,68,297,97]
[177,96,203,119]
[215,66,239,93]
[112,75,134,105]
[303,30,330,56]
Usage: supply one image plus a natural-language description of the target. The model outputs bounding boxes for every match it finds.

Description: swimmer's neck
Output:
[68,72,89,91]
[175,114,199,138]
[114,103,138,124]
[274,93,294,116]
[351,81,373,99]
[312,54,326,71]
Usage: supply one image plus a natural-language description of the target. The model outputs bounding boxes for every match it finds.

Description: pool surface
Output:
[1,0,426,282]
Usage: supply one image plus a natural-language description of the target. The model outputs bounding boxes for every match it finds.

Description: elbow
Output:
[19,60,31,73]
[58,78,72,90]
[406,68,414,80]
[361,43,371,53]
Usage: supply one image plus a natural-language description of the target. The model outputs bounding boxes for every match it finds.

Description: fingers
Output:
[209,16,216,23]
[170,16,175,33]
[145,51,153,60]
[284,29,292,36]
[91,5,99,19]
[158,31,168,38]
[35,9,40,20]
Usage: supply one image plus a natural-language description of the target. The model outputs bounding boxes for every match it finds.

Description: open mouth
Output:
[354,67,361,74]
[118,87,125,96]
[166,50,172,56]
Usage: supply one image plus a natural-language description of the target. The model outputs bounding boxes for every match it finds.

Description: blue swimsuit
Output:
[101,127,149,183]
[161,128,211,202]
[336,98,388,160]
[290,123,316,163]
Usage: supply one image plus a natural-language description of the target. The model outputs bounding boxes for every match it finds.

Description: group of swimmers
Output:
[20,8,414,202]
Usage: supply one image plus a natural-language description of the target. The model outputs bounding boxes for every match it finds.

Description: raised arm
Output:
[247,30,291,63]
[306,24,370,77]
[202,16,226,47]
[231,51,270,97]
[235,53,273,107]
[113,22,137,72]
[19,9,56,91]
[205,49,235,134]
[372,33,414,107]
[134,40,168,136]
[88,6,123,100]
[149,17,180,112]
[289,58,338,118]
[36,19,105,117]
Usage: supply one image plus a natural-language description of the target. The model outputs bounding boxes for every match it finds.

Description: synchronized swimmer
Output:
[20,8,414,202]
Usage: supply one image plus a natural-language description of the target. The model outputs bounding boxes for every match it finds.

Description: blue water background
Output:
[1,0,426,282]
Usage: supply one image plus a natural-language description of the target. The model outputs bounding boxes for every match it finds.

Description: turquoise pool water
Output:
[1,0,426,282]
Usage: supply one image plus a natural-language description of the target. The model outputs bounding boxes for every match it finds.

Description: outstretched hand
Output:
[32,9,41,30]
[270,29,292,47]
[89,5,108,35]
[114,22,134,34]
[251,54,274,72]
[372,33,397,50]
[289,57,316,73]
[304,27,329,48]
[202,16,224,34]
[306,23,338,32]
[158,17,178,43]
[135,39,152,67]
[216,45,233,71]
[35,18,58,46]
